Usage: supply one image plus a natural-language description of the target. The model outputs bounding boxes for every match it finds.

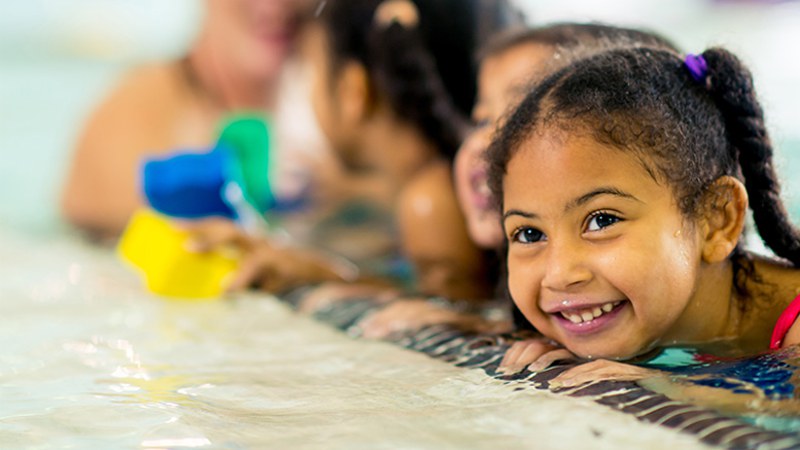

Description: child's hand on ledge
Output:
[181,218,357,294]
[298,283,400,314]
[548,359,661,388]
[359,298,510,340]
[498,338,576,375]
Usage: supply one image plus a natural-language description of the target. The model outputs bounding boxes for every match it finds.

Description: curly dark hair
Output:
[316,0,524,160]
[477,21,678,63]
[487,46,800,268]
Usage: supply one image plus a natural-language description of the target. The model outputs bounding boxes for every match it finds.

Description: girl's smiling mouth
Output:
[549,300,628,335]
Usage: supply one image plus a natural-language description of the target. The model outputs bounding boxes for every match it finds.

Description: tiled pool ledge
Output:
[285,294,800,450]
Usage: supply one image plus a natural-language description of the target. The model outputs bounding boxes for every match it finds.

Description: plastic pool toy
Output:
[142,115,274,220]
[118,209,239,299]
[118,115,274,298]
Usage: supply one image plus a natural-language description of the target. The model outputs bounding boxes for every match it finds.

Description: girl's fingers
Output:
[183,218,254,252]
[500,341,531,370]
[527,349,576,373]
[549,359,656,388]
[500,339,557,373]
[226,248,272,292]
[360,300,434,339]
[361,300,486,340]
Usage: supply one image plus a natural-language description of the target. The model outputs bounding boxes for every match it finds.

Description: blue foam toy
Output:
[142,144,237,219]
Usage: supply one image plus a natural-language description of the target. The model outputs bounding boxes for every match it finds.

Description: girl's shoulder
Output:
[396,160,457,217]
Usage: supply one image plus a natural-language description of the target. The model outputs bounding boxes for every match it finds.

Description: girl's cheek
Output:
[508,263,538,312]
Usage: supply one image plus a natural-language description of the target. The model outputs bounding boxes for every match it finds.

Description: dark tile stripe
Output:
[278,291,800,449]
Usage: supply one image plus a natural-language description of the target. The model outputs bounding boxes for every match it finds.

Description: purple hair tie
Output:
[684,53,708,83]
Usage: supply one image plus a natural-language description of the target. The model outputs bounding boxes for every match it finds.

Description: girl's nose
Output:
[540,237,592,291]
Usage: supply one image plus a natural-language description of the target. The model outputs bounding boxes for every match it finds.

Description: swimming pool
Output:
[0,223,728,449]
[2,39,800,450]
[0,56,715,450]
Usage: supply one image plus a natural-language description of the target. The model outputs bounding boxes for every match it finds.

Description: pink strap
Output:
[770,293,800,349]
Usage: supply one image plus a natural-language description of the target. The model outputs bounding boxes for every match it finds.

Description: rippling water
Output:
[0,227,717,449]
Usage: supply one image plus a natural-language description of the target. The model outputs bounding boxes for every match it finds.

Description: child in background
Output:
[188,0,523,298]
[487,44,800,381]
[361,23,681,339]
[456,24,678,251]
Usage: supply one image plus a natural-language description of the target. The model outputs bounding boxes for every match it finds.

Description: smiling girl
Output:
[487,45,800,365]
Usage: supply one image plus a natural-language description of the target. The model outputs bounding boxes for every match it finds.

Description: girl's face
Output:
[455,43,554,249]
[302,23,363,169]
[503,130,706,360]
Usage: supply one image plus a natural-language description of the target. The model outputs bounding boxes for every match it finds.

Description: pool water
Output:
[0,226,717,449]
[3,37,800,450]
[640,346,800,434]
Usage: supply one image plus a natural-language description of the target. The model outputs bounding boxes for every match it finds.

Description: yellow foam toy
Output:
[118,209,240,299]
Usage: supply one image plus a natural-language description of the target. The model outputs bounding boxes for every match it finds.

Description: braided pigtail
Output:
[366,7,468,160]
[702,48,800,266]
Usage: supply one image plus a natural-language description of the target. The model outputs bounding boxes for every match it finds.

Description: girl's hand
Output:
[298,282,400,314]
[548,359,661,388]
[182,218,354,294]
[359,298,508,339]
[499,339,576,374]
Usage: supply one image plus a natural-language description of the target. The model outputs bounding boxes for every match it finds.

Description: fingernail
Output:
[528,361,546,373]
[497,365,522,375]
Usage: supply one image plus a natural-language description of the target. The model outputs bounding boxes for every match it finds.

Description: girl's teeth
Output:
[568,314,582,324]
[560,301,620,324]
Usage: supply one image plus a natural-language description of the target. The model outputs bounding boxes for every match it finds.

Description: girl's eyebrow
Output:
[503,209,537,222]
[566,187,642,212]
[502,187,641,223]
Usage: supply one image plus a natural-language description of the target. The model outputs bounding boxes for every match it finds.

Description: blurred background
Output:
[2,0,800,233]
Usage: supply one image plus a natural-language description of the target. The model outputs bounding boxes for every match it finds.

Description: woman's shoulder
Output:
[79,59,214,151]
[104,61,194,109]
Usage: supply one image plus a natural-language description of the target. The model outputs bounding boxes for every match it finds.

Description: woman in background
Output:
[60,0,311,238]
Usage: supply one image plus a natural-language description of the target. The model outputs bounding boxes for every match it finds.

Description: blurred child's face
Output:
[454,43,554,249]
[205,0,302,79]
[303,24,363,169]
[503,130,706,360]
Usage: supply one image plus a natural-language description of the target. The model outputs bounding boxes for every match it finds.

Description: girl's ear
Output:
[700,176,749,263]
[334,61,373,128]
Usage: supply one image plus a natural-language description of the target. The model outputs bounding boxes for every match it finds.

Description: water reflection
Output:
[640,345,800,432]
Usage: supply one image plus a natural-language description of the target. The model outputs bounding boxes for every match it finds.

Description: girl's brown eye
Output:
[512,227,544,244]
[586,212,621,232]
